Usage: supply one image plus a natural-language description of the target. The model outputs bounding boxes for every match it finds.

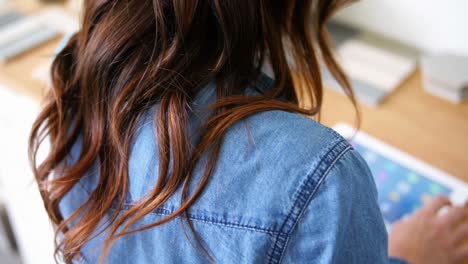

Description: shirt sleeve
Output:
[281,148,394,264]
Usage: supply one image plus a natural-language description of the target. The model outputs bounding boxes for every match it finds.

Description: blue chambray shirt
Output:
[59,73,407,263]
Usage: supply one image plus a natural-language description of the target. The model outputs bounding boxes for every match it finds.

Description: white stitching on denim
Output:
[114,204,284,236]
[277,144,352,263]
[266,139,351,264]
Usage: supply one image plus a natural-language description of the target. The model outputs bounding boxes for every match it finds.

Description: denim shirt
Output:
[59,73,407,263]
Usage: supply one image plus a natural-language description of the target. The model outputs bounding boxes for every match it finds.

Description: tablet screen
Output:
[351,141,452,228]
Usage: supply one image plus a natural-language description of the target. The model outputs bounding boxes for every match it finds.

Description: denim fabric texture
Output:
[59,73,407,264]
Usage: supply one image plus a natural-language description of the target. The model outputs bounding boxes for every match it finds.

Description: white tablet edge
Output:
[332,123,468,206]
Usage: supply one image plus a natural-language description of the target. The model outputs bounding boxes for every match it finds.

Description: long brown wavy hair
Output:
[29,0,357,263]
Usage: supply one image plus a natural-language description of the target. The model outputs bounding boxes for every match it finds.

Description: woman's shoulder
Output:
[216,113,387,263]
[179,110,369,230]
[227,109,350,166]
[121,110,372,239]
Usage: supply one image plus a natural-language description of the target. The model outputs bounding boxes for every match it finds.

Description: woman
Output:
[29,0,468,263]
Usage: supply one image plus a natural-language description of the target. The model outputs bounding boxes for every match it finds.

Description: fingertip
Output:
[440,206,468,226]
[424,195,451,214]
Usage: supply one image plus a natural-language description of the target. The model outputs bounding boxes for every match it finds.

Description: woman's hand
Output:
[389,196,468,264]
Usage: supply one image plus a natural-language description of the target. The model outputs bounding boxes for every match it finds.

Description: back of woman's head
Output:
[29,0,356,263]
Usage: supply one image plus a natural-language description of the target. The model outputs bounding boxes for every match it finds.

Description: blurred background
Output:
[0,0,467,263]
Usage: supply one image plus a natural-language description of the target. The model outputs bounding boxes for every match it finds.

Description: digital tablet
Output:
[333,123,468,229]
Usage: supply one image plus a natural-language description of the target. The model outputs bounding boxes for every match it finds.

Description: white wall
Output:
[334,0,468,56]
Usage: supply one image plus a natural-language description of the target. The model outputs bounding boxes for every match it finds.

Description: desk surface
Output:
[1,4,467,184]
[321,72,468,181]
[318,71,468,181]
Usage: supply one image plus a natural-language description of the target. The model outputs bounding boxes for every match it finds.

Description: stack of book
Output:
[0,7,78,63]
[421,54,468,103]
[0,9,60,63]
[324,22,418,106]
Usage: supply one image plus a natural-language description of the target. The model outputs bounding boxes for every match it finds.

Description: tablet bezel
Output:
[333,123,468,206]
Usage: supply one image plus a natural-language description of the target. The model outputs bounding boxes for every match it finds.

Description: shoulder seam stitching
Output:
[267,138,352,264]
[279,144,352,262]
[114,204,284,236]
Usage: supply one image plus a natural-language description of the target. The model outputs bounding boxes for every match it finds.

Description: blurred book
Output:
[324,21,418,106]
[0,10,23,29]
[421,54,468,103]
[0,10,60,62]
[0,8,78,63]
